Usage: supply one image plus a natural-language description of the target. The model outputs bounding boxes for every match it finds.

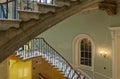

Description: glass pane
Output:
[81,58,84,64]
[85,52,89,58]
[85,44,89,51]
[81,40,85,51]
[81,52,84,57]
[89,53,91,58]
[89,59,92,66]
[84,58,88,65]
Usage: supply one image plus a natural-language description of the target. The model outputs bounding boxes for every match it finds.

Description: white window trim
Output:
[73,34,95,71]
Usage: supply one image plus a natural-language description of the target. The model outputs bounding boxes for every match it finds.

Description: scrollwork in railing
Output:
[16,38,90,79]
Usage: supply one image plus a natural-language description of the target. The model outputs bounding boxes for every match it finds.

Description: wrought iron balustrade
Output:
[0,0,54,19]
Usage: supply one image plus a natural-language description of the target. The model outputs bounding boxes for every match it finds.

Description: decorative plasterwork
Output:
[98,1,117,15]
[78,3,100,15]
[78,0,118,15]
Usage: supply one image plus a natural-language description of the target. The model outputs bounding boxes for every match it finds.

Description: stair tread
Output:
[18,10,41,14]
[0,19,21,22]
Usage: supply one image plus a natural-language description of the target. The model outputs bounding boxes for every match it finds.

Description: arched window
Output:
[73,34,94,70]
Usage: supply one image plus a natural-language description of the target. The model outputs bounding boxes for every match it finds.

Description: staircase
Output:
[0,0,100,64]
[16,38,90,79]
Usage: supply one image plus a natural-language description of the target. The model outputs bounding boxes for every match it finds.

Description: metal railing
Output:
[0,0,17,19]
[16,38,89,79]
[0,0,54,19]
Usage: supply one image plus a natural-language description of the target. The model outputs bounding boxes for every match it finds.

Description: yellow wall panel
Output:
[9,60,32,79]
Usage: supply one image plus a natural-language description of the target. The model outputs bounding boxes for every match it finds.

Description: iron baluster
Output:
[6,0,8,18]
[12,0,17,19]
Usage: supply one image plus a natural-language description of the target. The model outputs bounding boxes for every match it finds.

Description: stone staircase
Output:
[16,38,91,79]
[0,0,100,64]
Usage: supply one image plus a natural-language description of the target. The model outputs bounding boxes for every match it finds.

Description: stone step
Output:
[0,19,21,30]
[18,10,40,21]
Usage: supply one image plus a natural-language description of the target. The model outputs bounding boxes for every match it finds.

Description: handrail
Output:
[38,73,46,79]
[16,38,90,79]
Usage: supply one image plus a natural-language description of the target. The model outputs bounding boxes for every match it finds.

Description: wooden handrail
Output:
[0,0,14,5]
[36,37,81,78]
[38,73,46,79]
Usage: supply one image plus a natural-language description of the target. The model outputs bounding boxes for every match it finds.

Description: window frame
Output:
[80,38,92,67]
[73,34,95,71]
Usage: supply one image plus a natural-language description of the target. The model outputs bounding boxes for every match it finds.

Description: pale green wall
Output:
[38,9,120,79]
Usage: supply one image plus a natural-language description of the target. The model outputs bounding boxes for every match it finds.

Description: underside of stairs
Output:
[0,0,101,63]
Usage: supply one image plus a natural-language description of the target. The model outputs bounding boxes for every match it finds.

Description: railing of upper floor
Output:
[0,0,54,19]
[16,38,90,79]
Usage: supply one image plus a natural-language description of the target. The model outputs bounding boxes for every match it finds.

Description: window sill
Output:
[79,64,93,71]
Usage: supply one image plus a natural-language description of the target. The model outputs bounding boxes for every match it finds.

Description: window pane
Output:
[85,52,89,58]
[88,59,92,66]
[84,58,88,65]
[81,52,84,57]
[81,58,84,64]
[81,41,85,51]
[89,53,91,58]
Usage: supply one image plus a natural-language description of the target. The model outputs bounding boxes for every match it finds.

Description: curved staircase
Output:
[16,38,90,79]
[0,0,99,64]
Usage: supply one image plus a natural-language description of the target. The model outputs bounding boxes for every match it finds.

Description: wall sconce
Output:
[99,50,108,58]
